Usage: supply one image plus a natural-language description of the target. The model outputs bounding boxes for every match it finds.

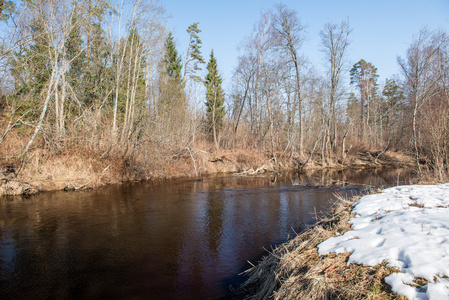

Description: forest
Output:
[0,0,448,193]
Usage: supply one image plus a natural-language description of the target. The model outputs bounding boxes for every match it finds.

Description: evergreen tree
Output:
[65,14,112,110]
[182,22,205,84]
[163,32,182,80]
[83,22,111,107]
[382,79,404,109]
[9,18,52,119]
[158,32,185,125]
[382,78,405,130]
[346,92,359,125]
[82,0,111,60]
[350,59,379,140]
[204,50,225,149]
[66,14,87,96]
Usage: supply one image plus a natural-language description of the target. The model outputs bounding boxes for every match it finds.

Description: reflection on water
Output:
[0,168,414,299]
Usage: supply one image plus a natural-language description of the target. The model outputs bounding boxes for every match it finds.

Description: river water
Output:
[0,168,413,299]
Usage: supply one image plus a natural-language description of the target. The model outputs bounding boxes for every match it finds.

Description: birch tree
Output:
[398,28,448,171]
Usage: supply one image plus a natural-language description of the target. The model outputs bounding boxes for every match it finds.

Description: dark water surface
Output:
[0,168,414,299]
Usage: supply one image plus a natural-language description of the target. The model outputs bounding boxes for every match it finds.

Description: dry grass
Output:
[238,196,406,300]
[0,138,279,195]
[412,169,449,185]
[0,119,415,196]
[12,148,116,192]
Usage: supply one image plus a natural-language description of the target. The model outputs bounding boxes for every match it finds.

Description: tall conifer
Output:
[163,32,182,81]
[204,50,225,149]
[158,32,185,121]
[182,22,205,84]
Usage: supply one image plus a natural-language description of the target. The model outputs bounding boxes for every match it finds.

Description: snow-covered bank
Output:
[318,183,449,300]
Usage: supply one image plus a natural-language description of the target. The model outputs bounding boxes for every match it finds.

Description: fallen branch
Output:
[64,181,92,191]
[235,164,267,176]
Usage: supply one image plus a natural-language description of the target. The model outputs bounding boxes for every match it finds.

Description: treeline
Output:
[0,0,224,177]
[0,1,448,180]
[226,5,448,178]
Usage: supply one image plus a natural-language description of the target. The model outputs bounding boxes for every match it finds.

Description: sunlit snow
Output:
[318,183,449,300]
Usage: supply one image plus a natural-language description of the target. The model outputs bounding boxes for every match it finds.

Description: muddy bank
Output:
[0,149,414,196]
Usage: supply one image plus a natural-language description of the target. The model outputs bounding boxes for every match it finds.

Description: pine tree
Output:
[204,50,225,149]
[350,59,379,140]
[182,22,205,84]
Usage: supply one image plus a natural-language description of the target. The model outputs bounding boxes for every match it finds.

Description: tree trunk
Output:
[293,60,303,155]
[212,89,219,150]
[341,131,348,160]
[112,10,129,138]
[182,39,191,85]
[234,79,250,133]
[412,97,421,171]
[23,68,57,156]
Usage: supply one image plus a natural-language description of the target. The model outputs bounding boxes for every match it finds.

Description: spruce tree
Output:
[382,78,405,131]
[204,50,225,149]
[83,22,111,106]
[382,79,403,108]
[9,18,51,120]
[66,14,87,97]
[163,32,182,81]
[158,32,185,123]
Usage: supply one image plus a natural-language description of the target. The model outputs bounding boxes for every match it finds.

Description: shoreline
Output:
[0,149,414,196]
[236,194,400,299]
[238,183,449,299]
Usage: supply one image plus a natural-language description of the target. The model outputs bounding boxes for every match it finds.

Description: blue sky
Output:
[163,0,449,89]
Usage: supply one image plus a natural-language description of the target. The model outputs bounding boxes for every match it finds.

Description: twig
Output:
[0,110,31,144]
[99,165,110,179]
[186,146,198,177]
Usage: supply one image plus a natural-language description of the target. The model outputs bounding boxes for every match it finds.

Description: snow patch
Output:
[318,183,449,300]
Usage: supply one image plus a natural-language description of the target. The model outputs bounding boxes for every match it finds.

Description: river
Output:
[0,168,414,299]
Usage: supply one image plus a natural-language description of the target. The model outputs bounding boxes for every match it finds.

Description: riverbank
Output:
[239,183,449,299]
[0,147,414,196]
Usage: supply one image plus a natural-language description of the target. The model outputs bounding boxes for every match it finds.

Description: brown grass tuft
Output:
[238,196,406,300]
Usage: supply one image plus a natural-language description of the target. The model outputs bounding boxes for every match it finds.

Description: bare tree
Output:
[320,21,351,155]
[398,28,448,171]
[238,11,275,148]
[231,55,255,138]
[273,3,306,154]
